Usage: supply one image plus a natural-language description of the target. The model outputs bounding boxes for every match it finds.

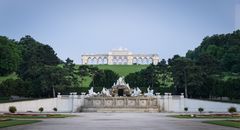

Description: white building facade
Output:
[81,48,160,65]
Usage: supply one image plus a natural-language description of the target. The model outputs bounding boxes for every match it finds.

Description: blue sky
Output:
[0,0,239,63]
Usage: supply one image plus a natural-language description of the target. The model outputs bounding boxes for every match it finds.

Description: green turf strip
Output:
[204,120,240,128]
[0,120,41,128]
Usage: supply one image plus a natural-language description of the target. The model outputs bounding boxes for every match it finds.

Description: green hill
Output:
[94,65,148,76]
[81,65,148,87]
[0,73,18,84]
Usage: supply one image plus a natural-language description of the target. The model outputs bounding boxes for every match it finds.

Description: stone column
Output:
[81,56,88,64]
[127,56,133,65]
[107,56,113,65]
[152,55,159,65]
[180,93,185,112]
[168,93,173,112]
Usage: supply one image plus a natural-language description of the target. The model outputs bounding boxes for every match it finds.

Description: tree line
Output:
[123,30,240,100]
[1,30,240,100]
[0,35,119,98]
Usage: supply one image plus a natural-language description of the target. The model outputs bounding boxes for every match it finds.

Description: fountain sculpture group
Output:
[82,77,158,112]
[87,77,154,97]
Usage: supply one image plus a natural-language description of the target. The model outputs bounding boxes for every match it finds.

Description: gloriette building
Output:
[81,48,160,65]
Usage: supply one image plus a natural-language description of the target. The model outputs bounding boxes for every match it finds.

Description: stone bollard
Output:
[57,92,61,98]
[164,93,168,99]
[155,93,161,98]
[180,93,184,98]
[168,93,172,98]
[73,92,78,98]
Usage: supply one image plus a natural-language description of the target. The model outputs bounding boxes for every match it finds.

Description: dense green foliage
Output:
[228,107,237,114]
[125,59,173,93]
[8,106,17,113]
[38,107,44,112]
[168,30,240,101]
[78,65,119,92]
[0,36,71,98]
[186,30,240,73]
[17,35,60,80]
[1,30,240,101]
[0,36,21,76]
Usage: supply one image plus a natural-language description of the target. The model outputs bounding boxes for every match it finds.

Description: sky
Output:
[0,0,239,63]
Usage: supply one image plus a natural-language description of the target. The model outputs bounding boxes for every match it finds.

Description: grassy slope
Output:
[81,65,148,87]
[95,65,148,76]
[0,72,18,84]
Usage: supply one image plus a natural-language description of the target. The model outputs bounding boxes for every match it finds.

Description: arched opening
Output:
[132,57,137,64]
[123,58,128,64]
[103,57,108,64]
[142,57,148,64]
[137,58,143,64]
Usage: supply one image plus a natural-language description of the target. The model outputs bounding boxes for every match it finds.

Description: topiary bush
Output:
[198,107,204,114]
[184,107,188,112]
[9,106,17,113]
[38,107,44,113]
[228,107,237,115]
[53,107,57,112]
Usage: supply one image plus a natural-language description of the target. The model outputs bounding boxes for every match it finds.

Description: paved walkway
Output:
[3,113,239,130]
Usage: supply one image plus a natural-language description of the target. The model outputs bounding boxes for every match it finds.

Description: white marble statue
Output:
[132,87,142,96]
[101,87,111,96]
[145,86,154,96]
[116,77,126,85]
[88,87,97,96]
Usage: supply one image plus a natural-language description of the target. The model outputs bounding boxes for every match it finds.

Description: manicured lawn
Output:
[172,114,240,119]
[204,120,240,128]
[0,114,75,119]
[0,119,41,128]
[95,65,148,76]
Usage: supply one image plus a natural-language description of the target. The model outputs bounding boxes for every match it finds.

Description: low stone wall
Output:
[0,98,58,113]
[184,98,240,112]
[82,96,159,112]
[0,94,239,113]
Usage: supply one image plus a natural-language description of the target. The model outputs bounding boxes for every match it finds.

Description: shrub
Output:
[198,107,204,114]
[9,106,17,113]
[184,107,188,112]
[53,107,57,112]
[228,107,237,114]
[38,107,44,113]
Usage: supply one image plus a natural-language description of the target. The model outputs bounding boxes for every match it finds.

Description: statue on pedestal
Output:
[132,87,142,96]
[88,87,97,96]
[145,86,154,96]
[101,87,111,97]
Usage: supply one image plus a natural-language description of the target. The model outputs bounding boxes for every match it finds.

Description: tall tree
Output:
[0,36,21,76]
[17,35,60,79]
